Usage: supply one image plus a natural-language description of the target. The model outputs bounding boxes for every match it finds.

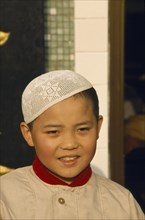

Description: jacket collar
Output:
[33,155,92,187]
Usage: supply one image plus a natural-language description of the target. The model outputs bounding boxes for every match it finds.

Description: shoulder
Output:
[90,173,144,218]
[90,172,134,206]
[91,172,145,217]
[92,172,127,191]
[92,172,129,194]
[0,166,37,219]
[0,166,32,199]
[1,166,31,183]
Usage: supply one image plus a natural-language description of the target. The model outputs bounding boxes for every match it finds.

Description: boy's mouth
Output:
[59,156,79,162]
[58,155,80,165]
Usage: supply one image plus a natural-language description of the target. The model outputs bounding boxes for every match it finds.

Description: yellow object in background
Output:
[0,31,10,46]
[0,165,14,175]
[125,115,145,141]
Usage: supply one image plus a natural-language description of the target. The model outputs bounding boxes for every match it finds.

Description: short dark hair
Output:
[73,87,99,121]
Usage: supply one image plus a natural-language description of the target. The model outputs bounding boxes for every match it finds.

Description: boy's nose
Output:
[60,132,79,150]
[61,144,79,150]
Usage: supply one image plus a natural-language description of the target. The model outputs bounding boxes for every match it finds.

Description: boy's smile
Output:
[21,96,103,183]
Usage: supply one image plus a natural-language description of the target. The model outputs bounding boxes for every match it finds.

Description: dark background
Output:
[124,0,145,104]
[0,0,45,168]
[124,0,145,213]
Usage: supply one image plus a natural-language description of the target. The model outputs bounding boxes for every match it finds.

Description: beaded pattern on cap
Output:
[22,70,92,123]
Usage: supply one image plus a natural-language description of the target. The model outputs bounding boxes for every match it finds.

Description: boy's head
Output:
[22,70,93,124]
[20,70,103,183]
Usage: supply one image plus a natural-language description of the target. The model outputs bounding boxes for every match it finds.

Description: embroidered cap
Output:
[22,70,92,123]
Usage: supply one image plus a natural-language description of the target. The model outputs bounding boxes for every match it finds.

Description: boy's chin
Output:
[54,172,79,184]
[51,170,82,184]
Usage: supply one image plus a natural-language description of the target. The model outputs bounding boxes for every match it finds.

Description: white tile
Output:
[75,0,108,18]
[75,19,108,51]
[91,148,109,177]
[74,0,109,179]
[93,84,109,117]
[75,52,108,84]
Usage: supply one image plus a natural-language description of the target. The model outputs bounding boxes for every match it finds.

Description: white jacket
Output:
[0,166,144,219]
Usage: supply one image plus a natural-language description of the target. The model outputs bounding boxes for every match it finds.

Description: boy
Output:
[0,70,144,219]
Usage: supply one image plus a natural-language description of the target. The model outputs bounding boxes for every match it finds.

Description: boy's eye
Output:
[78,127,90,132]
[47,130,59,135]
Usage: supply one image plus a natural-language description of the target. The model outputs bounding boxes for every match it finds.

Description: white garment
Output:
[0,166,144,220]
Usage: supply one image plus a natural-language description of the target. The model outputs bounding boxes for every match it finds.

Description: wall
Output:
[74,0,109,177]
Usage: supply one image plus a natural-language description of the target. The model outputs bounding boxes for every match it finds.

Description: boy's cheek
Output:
[35,142,57,156]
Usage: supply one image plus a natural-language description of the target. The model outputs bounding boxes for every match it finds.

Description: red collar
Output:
[32,156,92,187]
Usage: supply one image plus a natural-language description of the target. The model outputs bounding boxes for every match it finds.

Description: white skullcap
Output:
[22,70,92,123]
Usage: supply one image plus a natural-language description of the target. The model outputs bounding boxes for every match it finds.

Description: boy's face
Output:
[21,96,103,183]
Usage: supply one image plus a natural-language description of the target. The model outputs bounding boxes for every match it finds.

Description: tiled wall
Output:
[74,0,109,177]
[44,0,75,71]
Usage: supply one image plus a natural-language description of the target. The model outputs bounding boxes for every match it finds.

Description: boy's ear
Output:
[97,115,103,139]
[20,122,34,147]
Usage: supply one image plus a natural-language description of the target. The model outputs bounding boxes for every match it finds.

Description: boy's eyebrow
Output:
[76,121,93,126]
[43,121,93,129]
[43,124,63,128]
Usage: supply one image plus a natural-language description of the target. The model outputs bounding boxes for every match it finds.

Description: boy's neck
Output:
[32,155,92,187]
